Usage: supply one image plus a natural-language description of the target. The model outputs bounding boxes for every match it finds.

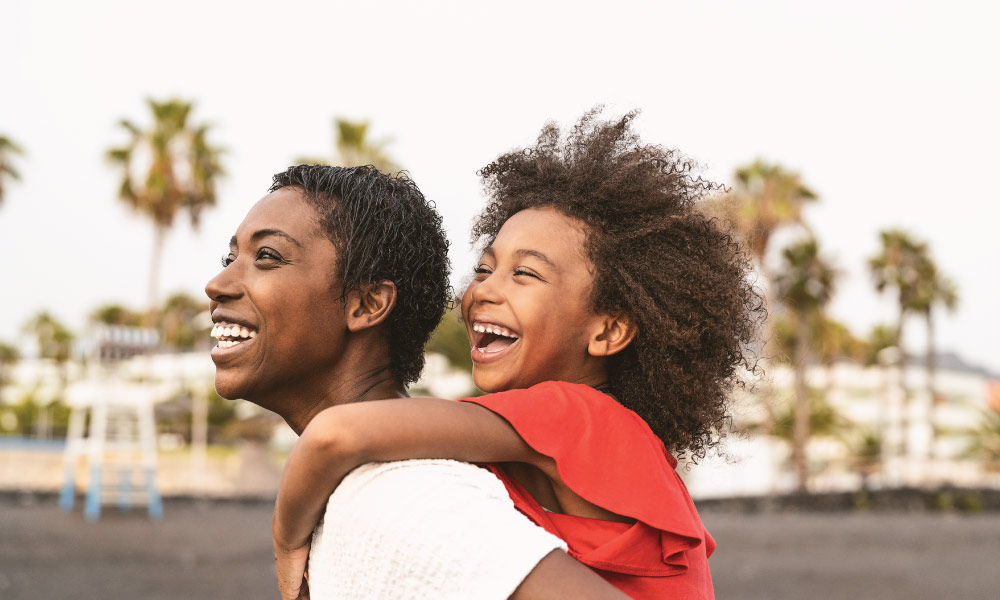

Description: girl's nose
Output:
[468,273,502,305]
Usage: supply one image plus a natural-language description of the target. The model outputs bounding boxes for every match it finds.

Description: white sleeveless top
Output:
[308,459,566,600]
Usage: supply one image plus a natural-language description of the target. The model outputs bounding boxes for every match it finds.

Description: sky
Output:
[2,0,998,373]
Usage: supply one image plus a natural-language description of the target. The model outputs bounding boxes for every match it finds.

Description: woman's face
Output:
[204,187,348,407]
[460,207,609,393]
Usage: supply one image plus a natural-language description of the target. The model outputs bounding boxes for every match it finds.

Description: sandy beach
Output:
[2,494,998,599]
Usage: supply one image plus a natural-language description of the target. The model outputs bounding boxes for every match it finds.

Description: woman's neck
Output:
[284,365,406,434]
[270,333,407,434]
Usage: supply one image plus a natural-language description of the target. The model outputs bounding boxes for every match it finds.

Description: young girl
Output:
[273,109,762,599]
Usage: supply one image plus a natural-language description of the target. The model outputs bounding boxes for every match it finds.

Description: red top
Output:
[459,381,715,599]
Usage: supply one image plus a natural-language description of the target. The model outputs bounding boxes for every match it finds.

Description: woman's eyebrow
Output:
[230,229,304,249]
[253,228,303,247]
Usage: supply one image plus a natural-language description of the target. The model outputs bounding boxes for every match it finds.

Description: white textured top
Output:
[308,459,567,600]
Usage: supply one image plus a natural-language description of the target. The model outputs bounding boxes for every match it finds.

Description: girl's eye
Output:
[473,266,492,275]
[221,254,235,267]
[513,268,541,280]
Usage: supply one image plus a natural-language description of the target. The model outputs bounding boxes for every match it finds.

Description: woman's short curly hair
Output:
[271,164,451,386]
[473,109,763,459]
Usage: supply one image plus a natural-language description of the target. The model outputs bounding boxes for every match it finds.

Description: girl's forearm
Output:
[273,408,365,549]
[273,397,550,549]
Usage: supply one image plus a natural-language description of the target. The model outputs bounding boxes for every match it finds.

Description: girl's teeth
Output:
[240,327,250,338]
[249,330,256,338]
[473,323,519,339]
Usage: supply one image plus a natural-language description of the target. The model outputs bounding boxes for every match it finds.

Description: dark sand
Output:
[2,496,998,599]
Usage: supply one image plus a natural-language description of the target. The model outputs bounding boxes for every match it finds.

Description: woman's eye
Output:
[473,266,492,275]
[221,254,235,267]
[256,248,282,262]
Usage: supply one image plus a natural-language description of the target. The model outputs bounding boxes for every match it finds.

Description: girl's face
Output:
[460,207,611,393]
[204,188,349,410]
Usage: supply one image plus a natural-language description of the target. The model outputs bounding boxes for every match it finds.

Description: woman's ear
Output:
[587,314,637,357]
[345,281,398,332]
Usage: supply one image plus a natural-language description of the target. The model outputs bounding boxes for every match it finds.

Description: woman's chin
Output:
[213,373,250,401]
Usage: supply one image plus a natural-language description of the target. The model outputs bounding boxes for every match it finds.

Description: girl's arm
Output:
[515,549,630,599]
[273,397,555,552]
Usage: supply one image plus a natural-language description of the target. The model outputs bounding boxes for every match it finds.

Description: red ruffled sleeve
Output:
[459,381,715,577]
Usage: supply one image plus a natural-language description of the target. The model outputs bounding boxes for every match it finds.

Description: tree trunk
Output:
[758,260,777,434]
[792,309,811,492]
[147,224,166,328]
[896,302,910,460]
[926,311,938,463]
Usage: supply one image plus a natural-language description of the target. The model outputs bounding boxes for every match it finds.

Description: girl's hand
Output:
[275,540,311,600]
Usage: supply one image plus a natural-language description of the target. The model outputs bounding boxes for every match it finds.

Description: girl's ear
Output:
[588,314,637,357]
[345,281,398,332]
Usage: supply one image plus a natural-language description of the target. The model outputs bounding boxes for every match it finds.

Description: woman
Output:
[205,164,626,600]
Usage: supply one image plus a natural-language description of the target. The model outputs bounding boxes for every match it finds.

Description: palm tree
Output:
[712,160,818,428]
[107,98,224,324]
[425,307,473,374]
[868,229,930,459]
[159,291,211,350]
[774,238,837,491]
[771,388,852,488]
[863,323,898,368]
[853,430,883,491]
[90,303,144,327]
[0,341,20,403]
[296,118,399,172]
[910,261,958,462]
[775,316,864,391]
[0,134,25,210]
[22,312,74,365]
[863,323,898,472]
[964,405,1000,473]
[21,312,74,437]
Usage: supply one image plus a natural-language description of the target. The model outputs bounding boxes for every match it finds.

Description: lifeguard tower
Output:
[59,326,164,521]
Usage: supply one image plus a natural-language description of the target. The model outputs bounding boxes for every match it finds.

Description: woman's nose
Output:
[205,263,243,305]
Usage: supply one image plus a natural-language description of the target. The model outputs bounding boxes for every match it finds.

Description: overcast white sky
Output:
[2,0,998,373]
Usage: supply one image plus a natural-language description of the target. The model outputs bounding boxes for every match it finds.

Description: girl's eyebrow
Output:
[515,249,557,269]
[485,245,558,270]
[483,246,559,271]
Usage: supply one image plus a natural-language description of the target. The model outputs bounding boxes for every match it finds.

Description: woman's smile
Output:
[209,320,258,358]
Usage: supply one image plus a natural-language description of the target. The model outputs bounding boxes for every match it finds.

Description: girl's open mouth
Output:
[470,321,520,362]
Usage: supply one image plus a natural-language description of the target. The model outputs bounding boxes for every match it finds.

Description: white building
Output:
[683,354,1000,498]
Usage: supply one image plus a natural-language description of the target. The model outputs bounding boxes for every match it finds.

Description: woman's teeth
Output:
[211,323,256,348]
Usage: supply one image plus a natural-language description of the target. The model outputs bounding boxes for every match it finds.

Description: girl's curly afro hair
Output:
[473,109,763,459]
